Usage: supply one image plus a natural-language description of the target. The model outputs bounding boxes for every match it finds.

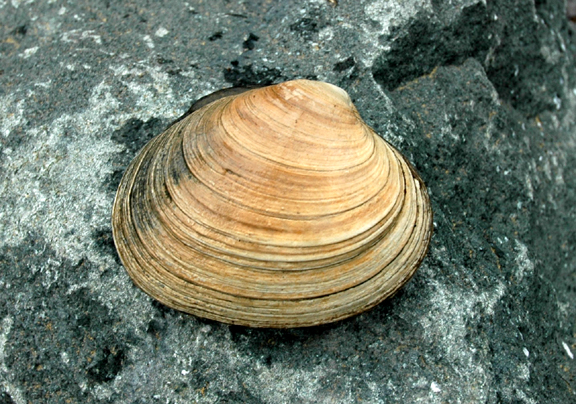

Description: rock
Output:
[0,0,574,403]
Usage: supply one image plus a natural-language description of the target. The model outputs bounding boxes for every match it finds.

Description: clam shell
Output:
[112,79,433,328]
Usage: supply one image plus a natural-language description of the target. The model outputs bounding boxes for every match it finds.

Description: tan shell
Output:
[112,79,432,328]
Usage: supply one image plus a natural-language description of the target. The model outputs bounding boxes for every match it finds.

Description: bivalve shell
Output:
[112,79,433,328]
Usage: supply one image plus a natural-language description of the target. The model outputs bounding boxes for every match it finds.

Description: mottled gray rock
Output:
[1,0,575,403]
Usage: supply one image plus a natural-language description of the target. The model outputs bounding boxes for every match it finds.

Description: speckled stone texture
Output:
[0,0,575,403]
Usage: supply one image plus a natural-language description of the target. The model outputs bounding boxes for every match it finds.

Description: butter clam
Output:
[112,79,432,328]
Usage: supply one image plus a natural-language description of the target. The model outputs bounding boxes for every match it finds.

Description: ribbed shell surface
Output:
[112,80,433,328]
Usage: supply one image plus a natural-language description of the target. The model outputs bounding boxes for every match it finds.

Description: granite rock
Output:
[0,0,575,403]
